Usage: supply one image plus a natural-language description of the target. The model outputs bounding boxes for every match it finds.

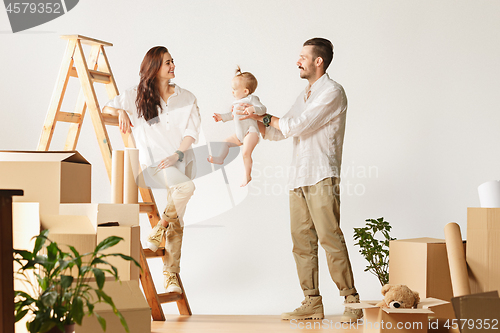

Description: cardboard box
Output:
[466,208,500,294]
[60,204,140,231]
[76,280,151,333]
[96,226,141,281]
[345,298,449,333]
[0,151,91,215]
[40,214,97,278]
[389,238,462,319]
[451,291,500,333]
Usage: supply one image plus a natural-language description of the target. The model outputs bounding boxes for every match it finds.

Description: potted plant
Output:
[13,229,141,333]
[353,217,396,286]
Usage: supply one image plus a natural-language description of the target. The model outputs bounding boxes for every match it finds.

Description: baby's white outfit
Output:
[220,94,266,143]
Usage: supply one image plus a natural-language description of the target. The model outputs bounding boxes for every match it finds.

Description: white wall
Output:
[1,0,500,316]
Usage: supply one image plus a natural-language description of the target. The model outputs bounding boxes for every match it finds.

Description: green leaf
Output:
[41,290,58,307]
[95,313,106,331]
[14,309,29,322]
[95,236,123,252]
[46,242,59,262]
[33,229,49,255]
[105,253,141,268]
[60,275,74,289]
[92,268,105,289]
[72,296,84,325]
[68,246,82,268]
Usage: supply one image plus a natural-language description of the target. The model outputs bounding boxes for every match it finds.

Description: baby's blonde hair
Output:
[235,66,258,94]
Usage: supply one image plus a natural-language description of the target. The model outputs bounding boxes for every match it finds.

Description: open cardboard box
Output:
[60,203,139,231]
[389,237,461,319]
[75,280,151,333]
[345,298,449,333]
[0,151,91,215]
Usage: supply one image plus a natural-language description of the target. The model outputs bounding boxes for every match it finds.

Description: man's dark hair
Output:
[303,38,334,71]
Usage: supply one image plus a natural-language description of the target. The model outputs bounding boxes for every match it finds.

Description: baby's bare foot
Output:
[207,155,223,165]
[240,176,252,187]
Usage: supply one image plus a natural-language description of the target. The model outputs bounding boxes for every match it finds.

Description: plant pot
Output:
[64,323,75,333]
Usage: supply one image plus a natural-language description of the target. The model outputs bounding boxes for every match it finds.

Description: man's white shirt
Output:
[264,73,347,190]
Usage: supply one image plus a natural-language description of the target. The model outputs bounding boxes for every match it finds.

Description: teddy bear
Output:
[375,284,420,309]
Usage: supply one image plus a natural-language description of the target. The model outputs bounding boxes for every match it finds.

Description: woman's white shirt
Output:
[105,84,201,175]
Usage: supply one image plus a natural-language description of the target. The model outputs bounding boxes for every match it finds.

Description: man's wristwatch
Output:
[175,150,184,162]
[262,114,272,127]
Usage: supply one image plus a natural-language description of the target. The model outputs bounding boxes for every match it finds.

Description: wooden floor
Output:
[152,315,363,333]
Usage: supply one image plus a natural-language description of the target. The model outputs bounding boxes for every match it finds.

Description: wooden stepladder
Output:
[37,35,191,320]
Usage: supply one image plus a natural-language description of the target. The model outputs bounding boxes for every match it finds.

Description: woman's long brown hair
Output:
[136,46,169,123]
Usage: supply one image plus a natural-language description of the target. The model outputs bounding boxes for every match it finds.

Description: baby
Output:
[208,67,266,187]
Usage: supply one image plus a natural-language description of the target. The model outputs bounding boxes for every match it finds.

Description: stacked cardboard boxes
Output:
[5,151,150,333]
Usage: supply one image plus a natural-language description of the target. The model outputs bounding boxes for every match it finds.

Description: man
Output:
[239,37,362,322]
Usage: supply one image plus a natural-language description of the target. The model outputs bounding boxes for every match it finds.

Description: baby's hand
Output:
[213,113,222,122]
[246,106,256,115]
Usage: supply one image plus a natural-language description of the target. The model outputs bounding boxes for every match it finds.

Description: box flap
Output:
[0,150,89,164]
[346,298,448,314]
[40,214,95,234]
[393,237,445,244]
[418,297,450,309]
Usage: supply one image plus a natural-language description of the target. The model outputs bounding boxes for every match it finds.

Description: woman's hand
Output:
[213,113,222,122]
[157,153,179,170]
[118,109,133,134]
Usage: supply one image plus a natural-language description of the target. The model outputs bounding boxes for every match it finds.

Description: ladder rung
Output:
[89,70,112,84]
[101,113,118,126]
[139,202,156,213]
[158,292,183,303]
[56,111,82,123]
[69,67,112,84]
[144,247,165,258]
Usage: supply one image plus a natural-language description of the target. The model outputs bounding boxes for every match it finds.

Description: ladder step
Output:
[144,247,166,258]
[89,70,112,84]
[158,292,183,303]
[69,67,112,84]
[56,111,83,123]
[139,202,156,213]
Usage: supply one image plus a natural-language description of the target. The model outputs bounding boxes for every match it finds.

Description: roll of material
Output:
[444,222,470,297]
[478,180,500,208]
[111,150,124,204]
[124,148,139,204]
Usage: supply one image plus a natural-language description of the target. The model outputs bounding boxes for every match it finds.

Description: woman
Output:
[103,46,200,293]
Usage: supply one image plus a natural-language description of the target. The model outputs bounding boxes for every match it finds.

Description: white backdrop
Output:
[1,0,500,316]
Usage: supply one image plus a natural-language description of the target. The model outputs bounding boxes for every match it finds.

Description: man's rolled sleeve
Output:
[280,88,344,138]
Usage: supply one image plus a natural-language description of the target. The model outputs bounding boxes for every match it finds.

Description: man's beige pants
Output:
[148,164,195,274]
[290,177,357,297]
